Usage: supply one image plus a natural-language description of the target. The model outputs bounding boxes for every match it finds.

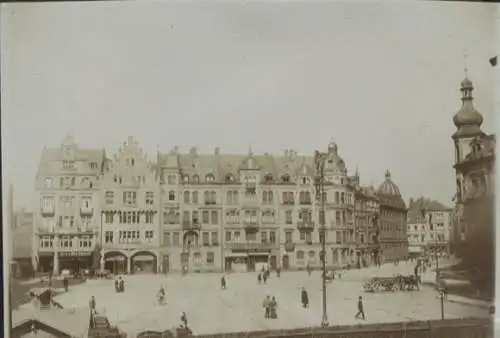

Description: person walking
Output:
[269,296,278,319]
[262,295,271,318]
[89,296,96,314]
[301,287,309,308]
[221,275,227,290]
[354,296,366,320]
[258,273,262,284]
[276,266,281,278]
[180,312,188,328]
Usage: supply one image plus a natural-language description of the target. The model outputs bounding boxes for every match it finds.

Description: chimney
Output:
[190,147,197,156]
[214,147,220,155]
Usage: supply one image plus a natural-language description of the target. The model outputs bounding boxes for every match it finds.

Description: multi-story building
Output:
[157,141,355,272]
[375,170,408,262]
[351,174,381,268]
[12,208,35,277]
[100,136,162,274]
[407,197,451,258]
[451,75,495,295]
[33,135,105,274]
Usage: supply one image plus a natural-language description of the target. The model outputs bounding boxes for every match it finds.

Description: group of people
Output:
[262,295,278,319]
[114,276,125,293]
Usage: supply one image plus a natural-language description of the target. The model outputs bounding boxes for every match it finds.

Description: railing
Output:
[226,242,276,250]
[297,221,314,231]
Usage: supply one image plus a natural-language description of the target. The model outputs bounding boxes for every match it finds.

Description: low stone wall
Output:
[192,318,493,338]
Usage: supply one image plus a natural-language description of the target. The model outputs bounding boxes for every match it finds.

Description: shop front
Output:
[131,251,157,274]
[59,251,93,272]
[104,251,128,275]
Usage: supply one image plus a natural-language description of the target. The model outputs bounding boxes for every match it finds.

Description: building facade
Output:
[407,198,451,258]
[12,208,35,277]
[33,135,105,274]
[375,171,408,262]
[31,137,408,274]
[100,136,162,274]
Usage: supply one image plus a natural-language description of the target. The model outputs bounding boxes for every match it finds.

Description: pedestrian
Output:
[89,296,96,314]
[221,275,226,290]
[269,296,278,319]
[276,266,281,278]
[258,273,262,284]
[63,276,69,292]
[301,287,309,308]
[180,312,188,328]
[118,276,125,292]
[354,296,366,320]
[307,264,311,276]
[263,295,271,318]
[263,272,268,284]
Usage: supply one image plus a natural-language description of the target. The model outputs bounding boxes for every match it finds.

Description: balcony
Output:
[282,201,295,206]
[226,242,276,251]
[80,207,94,216]
[243,220,260,230]
[40,206,55,216]
[297,221,315,231]
[284,242,295,252]
[182,220,201,231]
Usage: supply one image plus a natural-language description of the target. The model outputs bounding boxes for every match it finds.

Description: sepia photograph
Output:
[1,1,497,337]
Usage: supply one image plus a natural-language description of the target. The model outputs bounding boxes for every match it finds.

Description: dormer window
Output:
[264,173,273,182]
[192,175,199,184]
[205,174,215,182]
[183,175,190,184]
[281,174,290,183]
[225,174,234,182]
[90,162,98,169]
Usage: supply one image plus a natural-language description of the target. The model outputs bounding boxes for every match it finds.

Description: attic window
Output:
[183,175,189,184]
[226,174,234,182]
[90,162,98,169]
[206,174,215,181]
[264,174,273,182]
[192,175,200,183]
[281,174,290,183]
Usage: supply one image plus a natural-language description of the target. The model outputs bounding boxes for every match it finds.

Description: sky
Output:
[1,1,498,210]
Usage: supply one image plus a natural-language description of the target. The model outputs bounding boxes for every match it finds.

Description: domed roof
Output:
[453,77,483,130]
[324,139,347,173]
[377,170,401,196]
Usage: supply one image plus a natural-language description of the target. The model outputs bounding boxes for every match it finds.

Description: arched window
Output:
[296,250,304,260]
[168,191,175,201]
[205,174,215,182]
[226,174,234,182]
[192,175,199,184]
[299,191,305,204]
[335,192,340,204]
[182,175,189,184]
[183,191,190,203]
[305,192,311,204]
[210,191,216,204]
[192,191,199,204]
[268,191,274,203]
[204,191,210,204]
[264,173,273,182]
[233,190,239,204]
[282,174,290,183]
[262,191,268,203]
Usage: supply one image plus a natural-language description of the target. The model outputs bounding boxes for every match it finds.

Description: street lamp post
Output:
[314,151,329,328]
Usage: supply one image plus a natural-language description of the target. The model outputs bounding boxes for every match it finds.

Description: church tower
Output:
[451,75,484,202]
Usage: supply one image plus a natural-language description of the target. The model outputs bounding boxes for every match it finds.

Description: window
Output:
[145,192,154,205]
[296,250,304,260]
[202,211,210,224]
[182,175,189,184]
[270,231,276,243]
[285,210,293,224]
[225,231,231,242]
[308,251,315,260]
[172,232,180,246]
[203,232,210,245]
[163,232,171,246]
[62,160,75,169]
[204,191,210,204]
[60,177,64,187]
[206,252,214,265]
[145,230,154,241]
[246,231,256,241]
[71,177,76,186]
[90,162,98,169]
[335,192,339,204]
[183,211,190,224]
[261,231,268,243]
[169,191,175,201]
[282,174,290,183]
[105,213,114,224]
[105,231,114,244]
[264,173,273,182]
[282,192,294,205]
[184,191,190,203]
[226,174,234,182]
[336,211,341,224]
[341,192,345,204]
[123,191,137,205]
[193,253,202,266]
[210,191,216,204]
[192,175,199,184]
[192,191,198,204]
[211,232,218,245]
[167,175,176,185]
[300,232,306,241]
[192,211,199,223]
[205,174,215,181]
[145,212,154,224]
[210,210,218,224]
[44,178,53,188]
[41,196,55,211]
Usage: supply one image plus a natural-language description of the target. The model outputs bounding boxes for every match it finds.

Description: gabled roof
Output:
[407,197,451,224]
[13,305,90,337]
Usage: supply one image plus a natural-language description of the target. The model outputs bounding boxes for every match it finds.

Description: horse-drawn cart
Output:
[363,275,421,293]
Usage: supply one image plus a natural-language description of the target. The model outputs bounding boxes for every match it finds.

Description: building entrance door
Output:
[270,255,277,270]
[282,255,290,270]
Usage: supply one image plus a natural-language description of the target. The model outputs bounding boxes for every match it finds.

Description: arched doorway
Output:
[104,251,127,275]
[182,231,199,271]
[131,251,157,274]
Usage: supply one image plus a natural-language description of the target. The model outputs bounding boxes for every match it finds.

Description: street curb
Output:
[446,298,491,310]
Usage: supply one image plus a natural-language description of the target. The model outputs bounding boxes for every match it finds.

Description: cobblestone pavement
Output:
[54,262,487,336]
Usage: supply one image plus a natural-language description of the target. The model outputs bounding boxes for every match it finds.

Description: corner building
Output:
[33,135,105,274]
[100,137,162,274]
[157,141,356,273]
